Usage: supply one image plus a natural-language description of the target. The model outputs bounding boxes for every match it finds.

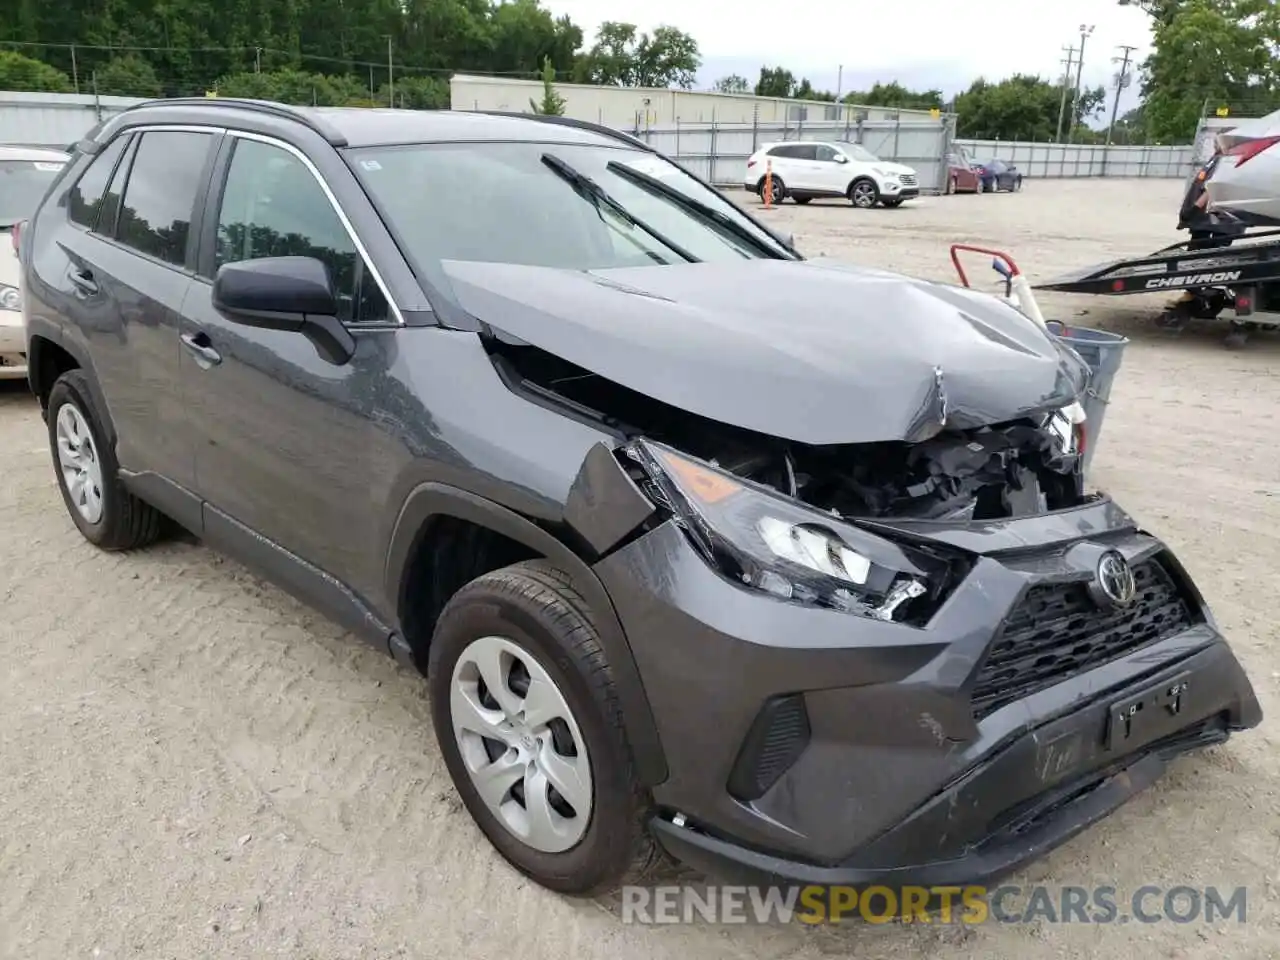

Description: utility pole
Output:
[1105,45,1138,147]
[1068,24,1095,143]
[1055,46,1077,143]
[386,36,394,108]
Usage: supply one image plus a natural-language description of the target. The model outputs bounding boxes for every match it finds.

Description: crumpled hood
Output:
[442,258,1089,445]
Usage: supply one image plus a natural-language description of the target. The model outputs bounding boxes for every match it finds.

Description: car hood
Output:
[441,258,1088,445]
[877,162,916,176]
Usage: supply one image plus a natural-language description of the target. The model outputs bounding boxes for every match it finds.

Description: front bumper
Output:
[0,309,24,354]
[593,498,1262,883]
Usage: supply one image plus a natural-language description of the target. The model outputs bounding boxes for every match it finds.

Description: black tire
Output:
[946,175,957,195]
[793,196,812,205]
[1013,176,1023,192]
[848,177,879,209]
[46,369,163,551]
[428,560,662,896]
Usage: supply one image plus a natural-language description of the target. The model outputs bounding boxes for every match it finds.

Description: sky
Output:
[543,0,1156,118]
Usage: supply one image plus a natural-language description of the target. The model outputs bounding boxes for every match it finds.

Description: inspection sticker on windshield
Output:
[359,159,382,171]
[34,162,64,171]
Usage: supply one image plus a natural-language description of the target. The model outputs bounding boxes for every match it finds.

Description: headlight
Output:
[625,440,949,623]
[0,283,19,312]
[874,167,897,179]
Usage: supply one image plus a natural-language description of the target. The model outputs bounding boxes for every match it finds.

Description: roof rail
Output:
[113,97,348,146]
[471,111,655,152]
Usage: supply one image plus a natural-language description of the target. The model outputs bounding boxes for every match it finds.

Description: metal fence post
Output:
[752,103,759,152]
[709,110,717,184]
[892,114,901,159]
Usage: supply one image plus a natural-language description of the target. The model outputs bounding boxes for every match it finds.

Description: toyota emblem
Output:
[1091,551,1137,608]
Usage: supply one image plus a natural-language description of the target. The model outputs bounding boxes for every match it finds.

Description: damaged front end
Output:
[502,334,1090,626]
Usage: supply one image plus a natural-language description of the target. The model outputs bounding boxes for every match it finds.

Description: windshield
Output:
[0,158,66,226]
[837,142,881,163]
[345,141,793,277]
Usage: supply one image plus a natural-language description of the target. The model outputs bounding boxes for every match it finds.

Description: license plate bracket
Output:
[1105,671,1192,751]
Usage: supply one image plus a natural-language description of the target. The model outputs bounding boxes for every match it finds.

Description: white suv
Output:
[744,140,920,208]
[2,145,68,378]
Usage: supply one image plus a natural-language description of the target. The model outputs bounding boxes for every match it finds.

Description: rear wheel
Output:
[849,178,879,208]
[1013,176,1023,192]
[975,177,984,194]
[428,560,661,896]
[946,175,957,195]
[758,176,786,205]
[46,370,163,551]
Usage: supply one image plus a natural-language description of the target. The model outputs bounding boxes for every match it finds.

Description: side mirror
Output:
[212,256,356,365]
[835,154,849,164]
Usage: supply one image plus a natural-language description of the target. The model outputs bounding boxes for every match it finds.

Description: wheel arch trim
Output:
[383,481,668,786]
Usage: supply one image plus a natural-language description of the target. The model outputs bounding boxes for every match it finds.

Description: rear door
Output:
[35,128,218,495]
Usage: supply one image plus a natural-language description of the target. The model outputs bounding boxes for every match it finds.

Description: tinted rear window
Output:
[0,157,66,226]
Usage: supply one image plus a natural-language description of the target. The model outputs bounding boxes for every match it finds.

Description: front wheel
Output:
[1013,177,1023,192]
[946,176,957,195]
[975,177,984,194]
[849,178,879,208]
[428,560,661,896]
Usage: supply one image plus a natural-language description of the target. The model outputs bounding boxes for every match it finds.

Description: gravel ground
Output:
[2,179,1278,959]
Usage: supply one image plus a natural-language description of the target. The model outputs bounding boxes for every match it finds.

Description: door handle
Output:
[67,266,97,296]
[180,331,222,369]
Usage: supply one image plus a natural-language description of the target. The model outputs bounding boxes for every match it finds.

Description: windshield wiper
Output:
[605,160,796,260]
[540,153,699,264]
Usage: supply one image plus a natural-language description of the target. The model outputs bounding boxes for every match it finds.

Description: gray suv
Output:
[19,98,1261,897]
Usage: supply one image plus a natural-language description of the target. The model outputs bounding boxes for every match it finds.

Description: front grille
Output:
[900,174,918,186]
[971,558,1195,719]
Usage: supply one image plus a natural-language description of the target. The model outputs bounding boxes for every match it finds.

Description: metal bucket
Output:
[1046,322,1131,473]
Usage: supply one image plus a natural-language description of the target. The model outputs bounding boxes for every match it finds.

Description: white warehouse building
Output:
[449,73,937,131]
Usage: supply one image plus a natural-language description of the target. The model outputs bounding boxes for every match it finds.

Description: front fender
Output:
[383,479,668,786]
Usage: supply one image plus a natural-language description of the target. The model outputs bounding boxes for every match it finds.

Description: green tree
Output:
[94,55,164,97]
[754,65,796,98]
[529,55,566,114]
[0,50,73,92]
[1141,0,1279,140]
[844,81,943,111]
[955,74,1106,140]
[713,74,750,94]
[793,78,835,101]
[575,21,700,88]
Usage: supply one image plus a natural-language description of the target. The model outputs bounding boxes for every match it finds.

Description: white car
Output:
[1205,108,1280,226]
[2,145,69,379]
[743,140,920,209]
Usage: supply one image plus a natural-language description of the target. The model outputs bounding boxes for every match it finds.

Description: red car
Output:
[944,146,984,194]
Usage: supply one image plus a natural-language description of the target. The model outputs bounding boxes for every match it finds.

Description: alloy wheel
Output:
[55,402,104,525]
[852,181,877,208]
[450,634,593,853]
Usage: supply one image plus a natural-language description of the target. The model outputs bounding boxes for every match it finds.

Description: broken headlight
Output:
[627,440,947,623]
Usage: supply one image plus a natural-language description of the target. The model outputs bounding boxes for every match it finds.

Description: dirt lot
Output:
[2,179,1279,959]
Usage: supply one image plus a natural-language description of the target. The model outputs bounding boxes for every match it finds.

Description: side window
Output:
[769,145,798,159]
[214,137,389,325]
[815,144,839,163]
[68,135,129,229]
[117,131,214,267]
[97,135,137,238]
[792,144,818,161]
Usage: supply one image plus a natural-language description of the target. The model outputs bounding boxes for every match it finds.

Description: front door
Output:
[179,133,398,592]
[814,144,849,194]
[54,128,216,492]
